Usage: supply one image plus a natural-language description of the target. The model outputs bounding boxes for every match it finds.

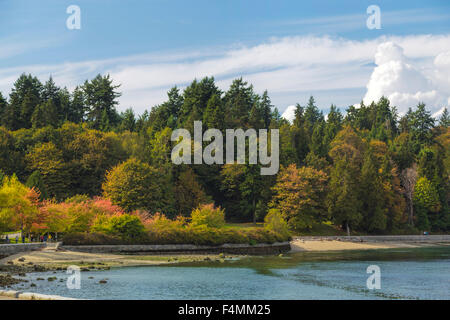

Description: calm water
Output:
[12,247,450,300]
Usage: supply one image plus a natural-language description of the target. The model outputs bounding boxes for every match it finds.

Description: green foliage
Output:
[63,223,289,246]
[0,175,42,234]
[83,74,121,130]
[190,204,225,228]
[0,170,5,186]
[327,158,362,233]
[413,177,441,213]
[360,152,386,232]
[25,170,48,200]
[103,158,174,214]
[175,168,210,216]
[107,214,146,239]
[62,232,123,245]
[439,108,449,128]
[264,209,291,239]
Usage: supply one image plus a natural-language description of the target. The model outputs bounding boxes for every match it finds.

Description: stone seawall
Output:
[0,243,45,256]
[292,235,450,242]
[62,242,291,255]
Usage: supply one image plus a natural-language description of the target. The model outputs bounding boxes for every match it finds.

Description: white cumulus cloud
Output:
[281,105,296,123]
[363,42,450,114]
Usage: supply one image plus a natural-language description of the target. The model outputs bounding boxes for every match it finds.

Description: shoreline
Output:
[1,239,450,300]
[1,237,449,272]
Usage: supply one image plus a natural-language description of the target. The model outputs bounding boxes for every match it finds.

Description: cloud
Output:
[1,34,450,114]
[363,42,450,114]
[281,105,296,123]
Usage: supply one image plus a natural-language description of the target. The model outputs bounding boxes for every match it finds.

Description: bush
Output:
[62,223,290,246]
[264,209,291,239]
[108,214,146,239]
[62,232,124,245]
[190,204,225,228]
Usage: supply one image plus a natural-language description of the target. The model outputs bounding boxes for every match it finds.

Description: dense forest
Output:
[0,73,449,236]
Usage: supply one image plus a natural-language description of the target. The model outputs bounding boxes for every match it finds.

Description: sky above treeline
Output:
[1,0,450,119]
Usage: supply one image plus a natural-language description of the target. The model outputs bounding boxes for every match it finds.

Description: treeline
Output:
[0,73,449,234]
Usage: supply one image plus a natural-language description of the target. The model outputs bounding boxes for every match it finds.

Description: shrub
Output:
[190,204,225,228]
[264,209,291,239]
[62,232,123,245]
[108,214,146,239]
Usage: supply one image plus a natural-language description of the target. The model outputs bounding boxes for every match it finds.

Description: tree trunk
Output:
[346,222,350,236]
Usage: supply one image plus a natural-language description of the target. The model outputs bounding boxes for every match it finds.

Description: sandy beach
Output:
[290,239,449,252]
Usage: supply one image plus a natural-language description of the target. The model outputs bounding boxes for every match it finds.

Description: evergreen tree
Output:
[293,103,304,128]
[166,86,183,128]
[178,77,220,131]
[303,96,323,136]
[68,86,86,123]
[0,92,6,122]
[439,108,450,128]
[310,120,327,157]
[409,103,435,149]
[224,78,255,127]
[7,73,42,130]
[119,108,136,132]
[83,74,121,130]
[260,90,273,128]
[31,99,58,128]
[203,94,225,130]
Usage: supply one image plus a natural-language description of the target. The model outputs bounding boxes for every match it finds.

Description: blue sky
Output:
[1,0,450,117]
